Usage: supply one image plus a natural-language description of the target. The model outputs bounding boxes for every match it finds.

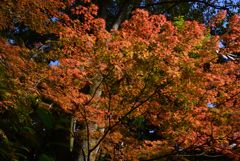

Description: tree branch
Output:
[111,0,132,29]
[137,0,234,16]
[89,80,172,154]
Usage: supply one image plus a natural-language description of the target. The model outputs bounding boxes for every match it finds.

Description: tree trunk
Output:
[77,72,104,161]
[111,0,132,29]
[98,0,109,22]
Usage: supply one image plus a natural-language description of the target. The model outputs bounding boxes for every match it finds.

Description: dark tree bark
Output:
[111,0,132,30]
[98,0,110,22]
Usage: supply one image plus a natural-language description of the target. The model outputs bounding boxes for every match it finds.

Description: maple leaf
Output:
[1,1,240,161]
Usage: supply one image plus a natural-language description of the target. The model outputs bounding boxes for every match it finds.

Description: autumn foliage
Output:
[0,0,240,160]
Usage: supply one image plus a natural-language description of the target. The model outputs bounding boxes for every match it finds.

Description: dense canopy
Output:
[0,0,240,161]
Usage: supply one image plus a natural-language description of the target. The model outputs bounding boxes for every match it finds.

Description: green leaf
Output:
[0,148,9,157]
[19,146,30,153]
[55,124,68,131]
[22,132,41,150]
[37,109,52,130]
[15,153,27,159]
[172,15,185,30]
[38,154,52,161]
[13,126,18,132]
[57,118,70,124]
[23,126,36,133]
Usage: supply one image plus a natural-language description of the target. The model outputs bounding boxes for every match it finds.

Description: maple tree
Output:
[2,0,240,49]
[0,0,240,161]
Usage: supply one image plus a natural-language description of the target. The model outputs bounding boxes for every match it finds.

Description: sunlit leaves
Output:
[0,1,240,160]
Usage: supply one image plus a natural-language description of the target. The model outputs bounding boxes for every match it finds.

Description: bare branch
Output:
[137,0,234,16]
